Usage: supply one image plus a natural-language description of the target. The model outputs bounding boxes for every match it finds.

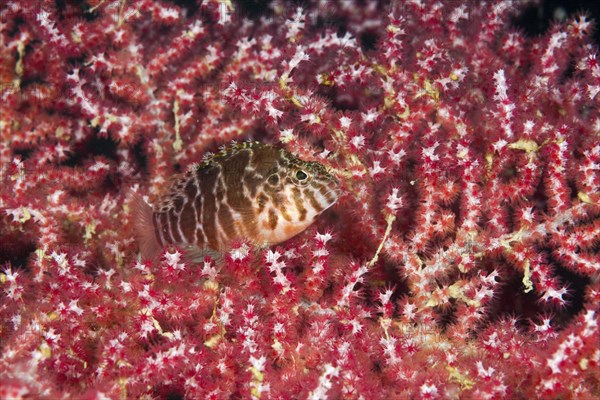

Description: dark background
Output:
[514,0,600,45]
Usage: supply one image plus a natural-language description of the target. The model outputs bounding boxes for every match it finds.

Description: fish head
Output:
[253,147,340,244]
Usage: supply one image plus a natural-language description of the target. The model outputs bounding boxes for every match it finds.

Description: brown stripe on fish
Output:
[303,188,324,212]
[280,207,292,222]
[267,208,278,230]
[171,194,185,243]
[269,190,284,208]
[291,187,307,221]
[317,183,335,205]
[168,208,183,243]
[194,187,206,247]
[198,164,219,250]
[214,169,233,246]
[223,152,251,210]
[161,211,176,243]
[244,171,262,198]
[173,195,185,213]
[180,196,196,244]
[174,195,190,243]
[215,169,226,203]
[157,212,167,243]
[256,193,268,212]
[222,149,257,238]
[190,176,199,245]
[203,192,218,250]
[269,191,292,222]
[218,196,237,240]
[184,175,197,199]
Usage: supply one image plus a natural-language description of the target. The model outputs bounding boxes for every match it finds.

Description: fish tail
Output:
[129,190,161,260]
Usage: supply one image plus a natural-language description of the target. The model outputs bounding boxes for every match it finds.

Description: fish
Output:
[131,141,340,260]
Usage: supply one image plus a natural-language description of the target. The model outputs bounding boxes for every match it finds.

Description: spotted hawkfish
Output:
[132,141,340,260]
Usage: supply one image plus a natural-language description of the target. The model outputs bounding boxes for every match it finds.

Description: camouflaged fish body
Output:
[133,141,340,259]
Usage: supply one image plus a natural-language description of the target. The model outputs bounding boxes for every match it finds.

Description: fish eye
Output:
[267,174,280,186]
[295,170,308,181]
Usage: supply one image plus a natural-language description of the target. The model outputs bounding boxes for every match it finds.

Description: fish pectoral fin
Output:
[183,245,223,264]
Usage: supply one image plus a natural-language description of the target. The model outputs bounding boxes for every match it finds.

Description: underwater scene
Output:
[1,1,599,398]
